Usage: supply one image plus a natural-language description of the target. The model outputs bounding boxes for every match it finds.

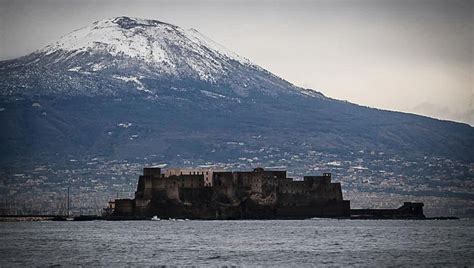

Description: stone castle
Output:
[111,167,351,219]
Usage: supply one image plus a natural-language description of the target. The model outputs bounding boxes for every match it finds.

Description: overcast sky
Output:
[1,0,472,125]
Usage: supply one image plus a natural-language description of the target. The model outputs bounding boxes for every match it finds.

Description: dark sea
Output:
[1,219,473,267]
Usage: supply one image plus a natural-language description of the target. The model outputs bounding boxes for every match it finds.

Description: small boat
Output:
[151,216,160,221]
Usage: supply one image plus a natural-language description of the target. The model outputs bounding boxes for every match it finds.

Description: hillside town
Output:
[1,143,472,217]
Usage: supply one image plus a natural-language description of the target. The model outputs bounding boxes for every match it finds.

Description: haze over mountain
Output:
[0,16,473,168]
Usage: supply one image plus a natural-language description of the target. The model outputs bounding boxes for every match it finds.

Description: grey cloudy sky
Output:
[1,0,472,125]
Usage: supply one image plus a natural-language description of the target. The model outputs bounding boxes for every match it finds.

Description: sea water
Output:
[1,219,473,266]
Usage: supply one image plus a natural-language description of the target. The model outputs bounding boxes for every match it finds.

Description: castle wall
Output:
[274,200,350,218]
[114,199,134,216]
[135,175,154,199]
[165,168,220,186]
[213,172,237,202]
[350,202,425,219]
[232,168,287,194]
[178,188,213,205]
[134,199,150,215]
[278,180,307,194]
[311,182,343,200]
[303,173,332,185]
[174,175,205,188]
[143,167,161,177]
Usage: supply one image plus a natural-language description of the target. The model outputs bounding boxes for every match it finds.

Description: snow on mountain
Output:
[40,16,252,81]
[0,16,325,99]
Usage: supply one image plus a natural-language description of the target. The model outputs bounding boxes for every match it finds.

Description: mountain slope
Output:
[0,16,473,168]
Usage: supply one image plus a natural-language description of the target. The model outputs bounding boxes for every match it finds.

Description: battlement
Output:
[165,168,220,186]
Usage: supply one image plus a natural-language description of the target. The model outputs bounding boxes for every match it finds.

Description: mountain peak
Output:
[38,16,253,82]
[110,16,172,29]
[2,16,324,99]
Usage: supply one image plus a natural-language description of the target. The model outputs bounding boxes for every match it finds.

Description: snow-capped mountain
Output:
[0,16,472,169]
[1,16,322,99]
[41,17,251,80]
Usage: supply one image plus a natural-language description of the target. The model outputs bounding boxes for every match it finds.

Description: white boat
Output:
[151,216,160,221]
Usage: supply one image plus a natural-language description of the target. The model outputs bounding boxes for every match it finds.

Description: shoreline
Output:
[0,215,460,222]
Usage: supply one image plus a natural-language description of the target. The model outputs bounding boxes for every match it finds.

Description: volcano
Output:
[0,16,472,167]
